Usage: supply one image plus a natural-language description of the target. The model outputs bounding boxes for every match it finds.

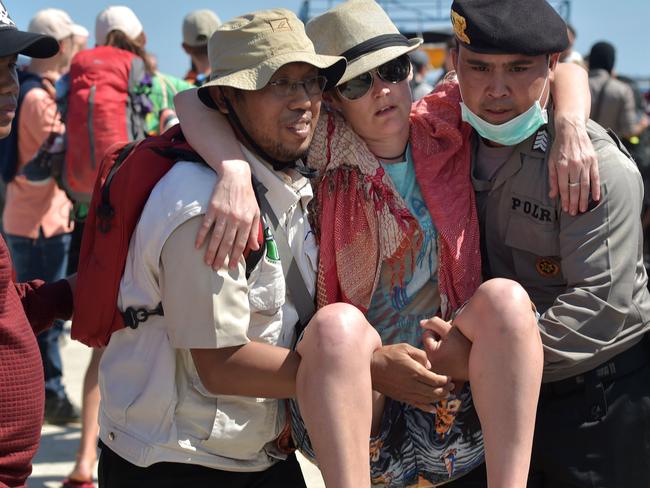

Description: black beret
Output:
[450,0,569,56]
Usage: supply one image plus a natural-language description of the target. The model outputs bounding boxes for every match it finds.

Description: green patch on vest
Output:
[264,227,280,262]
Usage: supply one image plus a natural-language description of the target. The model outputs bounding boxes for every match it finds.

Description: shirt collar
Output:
[241,145,313,219]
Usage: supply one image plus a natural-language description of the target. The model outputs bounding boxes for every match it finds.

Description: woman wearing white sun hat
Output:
[175,1,597,486]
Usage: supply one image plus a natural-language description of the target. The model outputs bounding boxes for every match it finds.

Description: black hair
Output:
[589,41,615,73]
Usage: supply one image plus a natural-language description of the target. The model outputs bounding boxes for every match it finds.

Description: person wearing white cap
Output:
[94,5,192,135]
[182,9,221,87]
[70,23,89,58]
[95,5,143,47]
[0,1,76,486]
[2,6,83,428]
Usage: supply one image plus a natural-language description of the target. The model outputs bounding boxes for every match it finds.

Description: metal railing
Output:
[299,0,571,33]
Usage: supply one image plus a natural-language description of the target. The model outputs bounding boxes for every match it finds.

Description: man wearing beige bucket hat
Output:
[95,8,355,488]
[176,1,598,487]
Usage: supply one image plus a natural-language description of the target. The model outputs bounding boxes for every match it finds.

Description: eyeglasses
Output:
[337,54,411,101]
[267,75,328,98]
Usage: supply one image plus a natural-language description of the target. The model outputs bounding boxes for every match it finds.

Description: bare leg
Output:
[66,348,104,484]
[295,303,384,488]
[452,278,543,488]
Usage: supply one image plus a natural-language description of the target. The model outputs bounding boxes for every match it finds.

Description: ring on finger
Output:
[568,182,580,187]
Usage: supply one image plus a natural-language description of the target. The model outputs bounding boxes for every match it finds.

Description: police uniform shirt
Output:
[471,116,650,382]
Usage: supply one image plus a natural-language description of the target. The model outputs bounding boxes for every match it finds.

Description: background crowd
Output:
[1,0,649,487]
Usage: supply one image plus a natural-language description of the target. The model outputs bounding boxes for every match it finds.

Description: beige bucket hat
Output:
[199,8,346,94]
[307,0,422,85]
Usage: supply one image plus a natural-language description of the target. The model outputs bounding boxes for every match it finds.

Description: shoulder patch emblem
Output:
[532,129,549,153]
[451,11,470,44]
[536,257,560,277]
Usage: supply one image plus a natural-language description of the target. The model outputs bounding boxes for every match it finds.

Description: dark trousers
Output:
[528,338,650,488]
[5,231,71,397]
[444,336,650,488]
[98,442,307,488]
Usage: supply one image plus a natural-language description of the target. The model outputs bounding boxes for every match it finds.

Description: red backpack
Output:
[72,125,263,347]
[62,45,150,204]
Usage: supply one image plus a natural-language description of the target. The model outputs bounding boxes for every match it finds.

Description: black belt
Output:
[540,334,649,397]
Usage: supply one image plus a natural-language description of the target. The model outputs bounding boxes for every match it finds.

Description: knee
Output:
[299,303,380,358]
[472,279,538,336]
[474,278,530,312]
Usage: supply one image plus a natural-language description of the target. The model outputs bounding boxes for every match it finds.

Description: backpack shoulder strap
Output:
[252,178,316,333]
[127,55,150,139]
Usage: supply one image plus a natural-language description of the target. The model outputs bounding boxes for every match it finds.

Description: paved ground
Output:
[29,328,325,487]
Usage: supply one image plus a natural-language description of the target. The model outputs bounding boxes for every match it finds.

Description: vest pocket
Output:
[199,395,281,460]
[505,215,564,285]
[99,328,177,438]
[248,254,286,315]
[182,363,281,461]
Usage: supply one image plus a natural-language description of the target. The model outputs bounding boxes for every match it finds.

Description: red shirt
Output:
[0,235,72,487]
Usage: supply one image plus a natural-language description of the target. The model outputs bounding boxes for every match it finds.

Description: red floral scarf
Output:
[308,80,481,319]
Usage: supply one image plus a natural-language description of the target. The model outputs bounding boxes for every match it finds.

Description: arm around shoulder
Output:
[549,61,600,214]
[174,88,260,269]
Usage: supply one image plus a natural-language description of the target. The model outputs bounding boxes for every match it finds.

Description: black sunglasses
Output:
[337,54,411,101]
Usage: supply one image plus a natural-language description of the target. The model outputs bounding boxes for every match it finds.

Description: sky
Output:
[7,0,650,81]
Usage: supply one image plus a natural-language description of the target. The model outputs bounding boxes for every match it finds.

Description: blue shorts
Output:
[290,384,485,487]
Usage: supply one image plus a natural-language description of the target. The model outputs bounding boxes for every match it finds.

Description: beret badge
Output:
[451,10,470,44]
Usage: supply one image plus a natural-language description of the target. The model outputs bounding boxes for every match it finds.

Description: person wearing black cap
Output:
[0,1,76,487]
[588,41,648,139]
[0,5,58,130]
[449,0,650,486]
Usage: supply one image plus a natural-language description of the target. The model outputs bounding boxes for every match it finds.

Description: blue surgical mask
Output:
[459,75,549,146]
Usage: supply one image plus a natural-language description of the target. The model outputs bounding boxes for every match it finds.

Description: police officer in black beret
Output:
[445,0,650,487]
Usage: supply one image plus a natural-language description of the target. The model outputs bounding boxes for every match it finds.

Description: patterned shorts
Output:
[290,384,485,487]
